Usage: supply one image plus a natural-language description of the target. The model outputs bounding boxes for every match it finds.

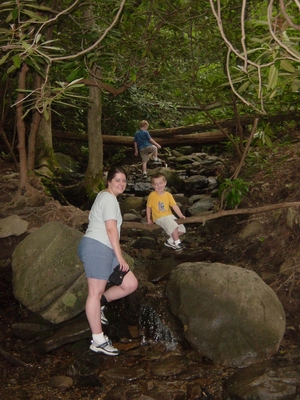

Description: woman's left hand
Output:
[118,258,130,272]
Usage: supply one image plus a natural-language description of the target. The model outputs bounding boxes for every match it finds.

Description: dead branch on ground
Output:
[0,347,28,367]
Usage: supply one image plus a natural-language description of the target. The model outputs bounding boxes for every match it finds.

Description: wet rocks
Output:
[223,360,300,400]
[49,375,73,389]
[186,196,215,216]
[102,366,146,382]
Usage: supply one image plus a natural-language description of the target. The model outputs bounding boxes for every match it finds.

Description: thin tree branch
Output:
[268,0,300,61]
[209,0,300,114]
[240,0,248,72]
[279,0,300,30]
[50,0,126,62]
[122,202,300,230]
[232,118,258,179]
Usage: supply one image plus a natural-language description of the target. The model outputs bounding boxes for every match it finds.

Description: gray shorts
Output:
[140,145,157,163]
[78,236,118,280]
[155,215,186,236]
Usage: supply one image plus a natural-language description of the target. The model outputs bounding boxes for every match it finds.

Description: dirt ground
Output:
[1,138,300,399]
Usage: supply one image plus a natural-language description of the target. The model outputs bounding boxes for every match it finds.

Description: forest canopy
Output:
[0,0,300,200]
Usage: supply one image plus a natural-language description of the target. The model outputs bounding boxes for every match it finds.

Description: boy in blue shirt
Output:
[134,120,162,178]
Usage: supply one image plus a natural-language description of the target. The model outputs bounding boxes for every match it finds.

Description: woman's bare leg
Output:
[86,278,107,334]
[104,271,138,303]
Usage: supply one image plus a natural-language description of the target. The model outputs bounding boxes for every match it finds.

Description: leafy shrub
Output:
[218,178,250,209]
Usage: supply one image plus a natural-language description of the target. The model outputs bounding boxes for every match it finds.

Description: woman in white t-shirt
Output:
[78,166,138,356]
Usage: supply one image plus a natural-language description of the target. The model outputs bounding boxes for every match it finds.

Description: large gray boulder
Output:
[12,222,134,324]
[12,222,85,324]
[166,262,286,367]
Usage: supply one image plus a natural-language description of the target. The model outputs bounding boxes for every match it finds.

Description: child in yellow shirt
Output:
[146,172,186,251]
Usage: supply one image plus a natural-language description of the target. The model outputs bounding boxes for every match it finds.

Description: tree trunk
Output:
[82,69,104,193]
[16,63,29,191]
[80,7,104,195]
[35,112,58,173]
[28,74,42,172]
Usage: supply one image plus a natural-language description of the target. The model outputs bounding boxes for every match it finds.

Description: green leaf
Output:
[0,52,11,66]
[269,89,277,99]
[5,7,18,22]
[5,11,13,23]
[0,28,12,34]
[267,65,278,91]
[35,34,42,44]
[12,7,18,20]
[65,84,85,90]
[250,38,264,44]
[0,2,14,9]
[23,4,52,12]
[66,68,81,82]
[238,80,250,93]
[12,55,22,68]
[130,70,137,82]
[292,79,300,92]
[66,78,85,86]
[22,9,45,21]
[41,46,63,52]
[43,108,50,121]
[26,56,43,73]
[7,64,17,74]
[280,59,295,73]
[274,59,281,69]
[264,135,273,148]
[21,41,31,51]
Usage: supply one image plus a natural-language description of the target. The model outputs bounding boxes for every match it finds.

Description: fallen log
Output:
[53,130,227,146]
[149,111,300,137]
[53,109,300,147]
[122,202,300,231]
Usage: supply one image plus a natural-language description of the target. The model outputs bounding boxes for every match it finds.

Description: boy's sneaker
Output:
[89,335,119,356]
[153,159,162,164]
[101,306,108,325]
[174,242,185,251]
[164,240,177,249]
[143,172,147,179]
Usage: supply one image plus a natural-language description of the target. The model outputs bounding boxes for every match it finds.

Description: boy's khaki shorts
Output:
[140,145,157,163]
[155,215,186,236]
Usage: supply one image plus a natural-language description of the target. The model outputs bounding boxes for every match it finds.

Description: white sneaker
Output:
[101,306,108,325]
[173,242,185,251]
[89,335,119,356]
[153,159,162,164]
[164,240,177,249]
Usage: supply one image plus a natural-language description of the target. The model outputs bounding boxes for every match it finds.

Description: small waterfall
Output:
[139,303,178,350]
